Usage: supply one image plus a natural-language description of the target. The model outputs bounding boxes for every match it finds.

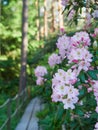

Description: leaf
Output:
[90,112,98,119]
[56,104,64,121]
[87,70,98,80]
[79,8,82,14]
[76,109,84,116]
[96,50,98,56]
[65,109,71,123]
[78,71,86,83]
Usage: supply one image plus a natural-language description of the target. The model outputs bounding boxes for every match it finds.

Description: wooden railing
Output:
[0,88,28,130]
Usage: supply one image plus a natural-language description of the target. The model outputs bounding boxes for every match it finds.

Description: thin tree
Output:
[58,0,64,29]
[44,0,48,38]
[51,1,55,32]
[19,0,28,92]
[36,0,40,40]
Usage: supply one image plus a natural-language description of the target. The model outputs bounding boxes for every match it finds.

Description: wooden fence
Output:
[0,88,28,130]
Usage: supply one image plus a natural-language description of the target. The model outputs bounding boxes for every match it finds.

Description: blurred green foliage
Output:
[0,0,41,98]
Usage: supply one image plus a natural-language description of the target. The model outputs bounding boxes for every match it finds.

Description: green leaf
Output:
[78,71,86,83]
[90,112,98,119]
[96,50,98,56]
[65,109,71,123]
[76,109,84,116]
[87,70,98,80]
[56,104,64,121]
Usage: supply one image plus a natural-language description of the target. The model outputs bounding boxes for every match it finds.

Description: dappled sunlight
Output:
[0,0,98,130]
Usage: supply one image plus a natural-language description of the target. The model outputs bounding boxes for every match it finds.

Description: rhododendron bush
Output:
[34,0,98,130]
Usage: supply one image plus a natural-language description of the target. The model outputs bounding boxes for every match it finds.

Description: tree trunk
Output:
[51,1,55,32]
[19,0,28,92]
[58,0,64,29]
[44,0,48,38]
[36,0,40,40]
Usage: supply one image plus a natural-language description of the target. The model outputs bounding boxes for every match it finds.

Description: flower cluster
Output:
[51,69,79,109]
[92,10,98,18]
[56,34,70,59]
[94,122,98,130]
[61,0,69,7]
[94,28,98,37]
[85,12,92,28]
[68,9,75,21]
[34,0,98,128]
[48,53,62,67]
[71,31,91,48]
[56,31,92,72]
[50,30,95,111]
[34,29,98,128]
[84,79,98,128]
[84,10,98,29]
[92,28,98,39]
[68,47,92,72]
[93,81,98,113]
[34,66,48,85]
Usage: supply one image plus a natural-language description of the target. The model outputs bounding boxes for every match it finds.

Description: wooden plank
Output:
[15,97,41,130]
[27,98,41,130]
[7,99,11,130]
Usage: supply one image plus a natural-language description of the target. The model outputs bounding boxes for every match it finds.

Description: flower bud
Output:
[93,41,98,50]
[95,28,98,36]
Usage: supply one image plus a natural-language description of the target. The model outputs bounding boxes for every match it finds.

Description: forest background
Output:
[0,0,68,103]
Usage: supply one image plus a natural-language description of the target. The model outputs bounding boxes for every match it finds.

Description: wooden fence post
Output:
[7,99,11,130]
[16,95,20,119]
[0,89,29,130]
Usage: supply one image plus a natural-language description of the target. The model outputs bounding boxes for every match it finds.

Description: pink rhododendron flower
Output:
[52,69,66,87]
[36,77,44,85]
[34,66,48,86]
[94,122,98,130]
[65,69,77,84]
[68,48,83,62]
[95,106,98,113]
[68,9,75,21]
[48,53,62,67]
[87,87,93,93]
[51,91,62,102]
[86,12,92,25]
[94,28,98,36]
[52,69,78,87]
[60,27,65,33]
[91,28,98,39]
[62,98,75,109]
[78,61,91,71]
[66,85,79,98]
[67,47,92,71]
[71,31,91,48]
[59,28,65,35]
[62,91,79,109]
[34,66,47,77]
[51,69,79,109]
[92,10,98,18]
[61,0,69,6]
[92,81,98,113]
[56,34,71,58]
[84,12,92,29]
